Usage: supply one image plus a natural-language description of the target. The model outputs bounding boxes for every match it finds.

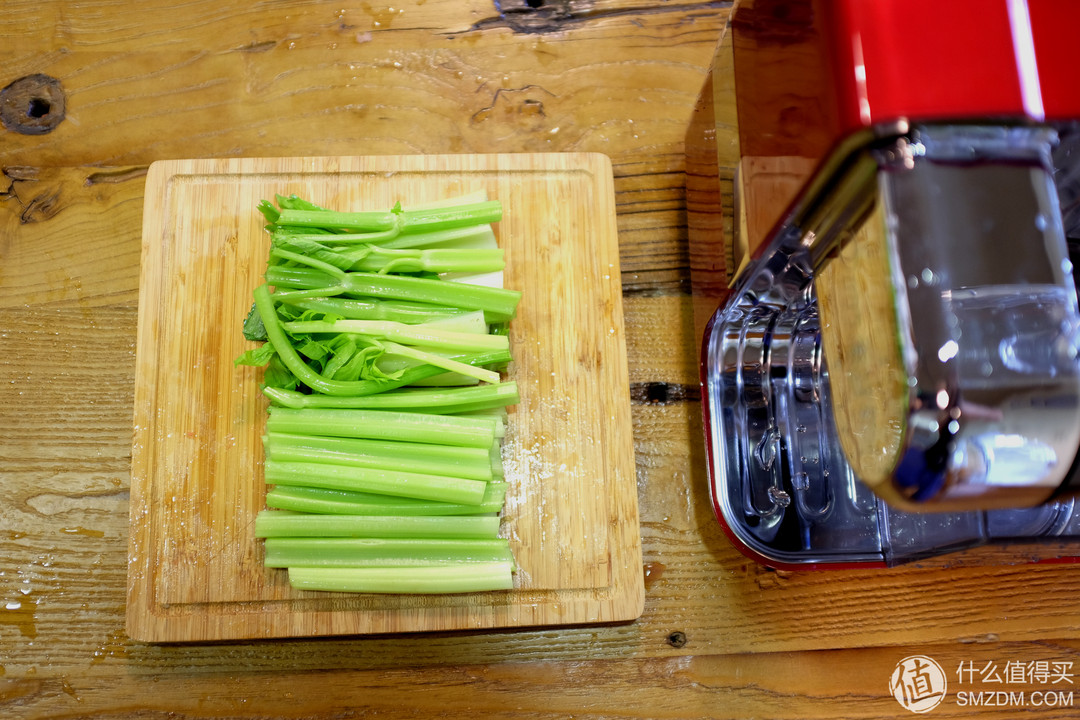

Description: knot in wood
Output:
[493,0,579,33]
[1,74,67,135]
[666,631,688,648]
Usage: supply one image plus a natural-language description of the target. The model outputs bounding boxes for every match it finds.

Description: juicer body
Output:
[698,0,1080,567]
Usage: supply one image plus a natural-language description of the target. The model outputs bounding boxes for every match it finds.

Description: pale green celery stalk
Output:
[264,537,513,568]
[296,224,491,250]
[284,228,400,246]
[264,459,488,505]
[288,562,514,593]
[271,247,349,279]
[265,482,508,516]
[379,224,496,251]
[275,208,398,232]
[349,248,505,275]
[263,381,519,414]
[266,407,496,448]
[381,341,500,384]
[273,200,500,236]
[253,283,383,396]
[279,319,509,354]
[263,265,340,290]
[397,201,502,234]
[254,510,501,539]
[454,409,506,439]
[489,445,505,478]
[254,283,510,395]
[258,284,501,394]
[263,266,521,322]
[278,296,467,324]
[420,310,487,334]
[264,432,494,481]
[407,373,481,387]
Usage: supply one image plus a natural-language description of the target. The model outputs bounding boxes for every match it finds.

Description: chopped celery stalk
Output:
[296,224,491,250]
[407,372,481,387]
[273,237,504,275]
[489,445,505,477]
[265,538,513,569]
[275,208,398,232]
[350,247,505,275]
[277,297,468,324]
[381,342,500,385]
[421,310,489,334]
[254,284,509,396]
[264,432,495,481]
[396,201,503,234]
[242,194,520,595]
[280,319,509,353]
[287,561,515,593]
[266,539,512,568]
[266,407,497,447]
[273,201,501,236]
[379,224,496,251]
[264,460,488,505]
[254,510,501,539]
[265,483,508,516]
[263,266,521,322]
[262,382,519,413]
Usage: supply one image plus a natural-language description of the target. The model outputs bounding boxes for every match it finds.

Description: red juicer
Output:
[694,0,1080,567]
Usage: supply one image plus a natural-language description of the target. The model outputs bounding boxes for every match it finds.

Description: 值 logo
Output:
[891,655,948,713]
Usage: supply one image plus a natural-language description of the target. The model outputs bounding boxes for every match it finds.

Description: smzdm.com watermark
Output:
[890,655,1075,713]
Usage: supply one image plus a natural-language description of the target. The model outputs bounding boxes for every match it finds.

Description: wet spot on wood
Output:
[630,382,700,405]
[1,75,66,135]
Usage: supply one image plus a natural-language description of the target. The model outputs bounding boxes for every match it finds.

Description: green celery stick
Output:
[262,381,519,413]
[396,201,503,234]
[420,310,488,335]
[280,319,509,353]
[278,296,468,324]
[275,208,398,232]
[254,511,501,539]
[264,537,514,568]
[273,200,501,236]
[264,432,495,481]
[253,283,510,396]
[350,247,505,275]
[309,224,493,250]
[287,561,514,593]
[265,483,508,516]
[264,459,488,505]
[266,407,497,448]
[263,266,521,322]
[381,341,500,385]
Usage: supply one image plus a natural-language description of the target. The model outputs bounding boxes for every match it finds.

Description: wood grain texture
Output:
[3,640,1080,718]
[4,1,1080,718]
[128,153,642,641]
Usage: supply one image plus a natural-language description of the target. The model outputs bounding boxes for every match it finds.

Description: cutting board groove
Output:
[127,153,643,642]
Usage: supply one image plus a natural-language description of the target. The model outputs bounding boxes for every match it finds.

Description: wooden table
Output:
[2,2,1079,717]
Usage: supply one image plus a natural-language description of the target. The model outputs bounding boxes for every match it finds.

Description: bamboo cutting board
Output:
[127,154,643,642]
